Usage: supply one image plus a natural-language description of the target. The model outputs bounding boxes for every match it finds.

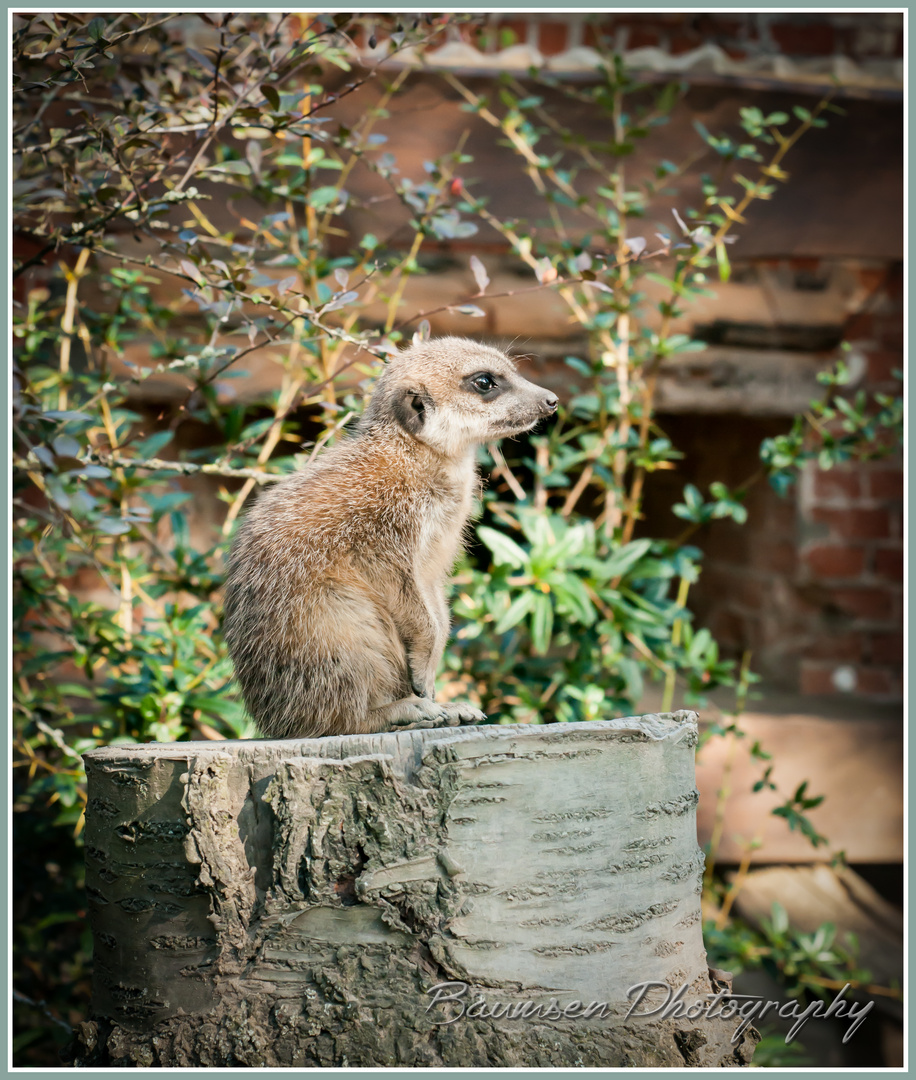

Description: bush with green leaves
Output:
[13,12,901,1064]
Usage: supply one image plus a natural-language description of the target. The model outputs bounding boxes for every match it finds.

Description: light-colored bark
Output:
[69,713,757,1067]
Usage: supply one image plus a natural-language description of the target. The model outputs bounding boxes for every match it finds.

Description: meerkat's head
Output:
[362,337,558,457]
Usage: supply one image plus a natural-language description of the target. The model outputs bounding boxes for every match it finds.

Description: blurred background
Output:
[13,11,903,1068]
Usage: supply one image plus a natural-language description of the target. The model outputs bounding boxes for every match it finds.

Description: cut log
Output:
[68,713,758,1067]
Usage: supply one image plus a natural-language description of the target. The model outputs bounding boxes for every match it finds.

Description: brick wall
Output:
[351,13,903,76]
[673,261,903,701]
[460,13,904,64]
[795,263,904,700]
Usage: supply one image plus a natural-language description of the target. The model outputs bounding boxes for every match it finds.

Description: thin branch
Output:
[12,989,73,1035]
[84,451,285,484]
[487,443,527,502]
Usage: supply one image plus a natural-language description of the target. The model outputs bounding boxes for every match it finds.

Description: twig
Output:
[87,451,284,484]
[487,443,527,502]
[57,247,91,411]
[533,441,549,512]
[799,974,902,1000]
[12,988,73,1035]
[660,575,692,712]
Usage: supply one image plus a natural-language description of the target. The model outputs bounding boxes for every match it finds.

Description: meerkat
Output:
[223,336,558,739]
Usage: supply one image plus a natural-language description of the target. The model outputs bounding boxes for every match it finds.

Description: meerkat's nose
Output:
[541,392,559,414]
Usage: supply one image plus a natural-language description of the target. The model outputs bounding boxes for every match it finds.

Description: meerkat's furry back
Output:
[224,437,457,737]
[223,336,558,739]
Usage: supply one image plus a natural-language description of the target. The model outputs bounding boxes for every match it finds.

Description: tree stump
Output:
[69,712,758,1067]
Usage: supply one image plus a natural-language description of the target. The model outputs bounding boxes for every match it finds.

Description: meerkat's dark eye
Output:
[471,373,496,394]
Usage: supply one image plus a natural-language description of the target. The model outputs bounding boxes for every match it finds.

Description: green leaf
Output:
[770,901,789,935]
[308,185,343,210]
[617,656,643,701]
[494,590,536,633]
[203,159,251,176]
[97,518,132,535]
[477,526,529,569]
[530,593,554,656]
[687,628,713,663]
[715,240,731,282]
[41,410,91,422]
[133,430,173,457]
[600,538,653,579]
[180,259,205,286]
[551,576,597,625]
[545,523,590,565]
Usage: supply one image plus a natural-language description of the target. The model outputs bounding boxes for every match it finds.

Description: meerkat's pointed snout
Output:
[541,391,559,415]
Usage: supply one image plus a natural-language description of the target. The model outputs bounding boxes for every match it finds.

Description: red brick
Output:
[853,265,888,294]
[866,350,902,386]
[709,610,747,649]
[870,632,903,666]
[750,539,797,575]
[843,311,875,341]
[811,468,863,501]
[770,20,836,56]
[854,666,898,696]
[874,547,903,582]
[745,489,797,533]
[701,568,765,610]
[883,262,904,301]
[802,632,863,663]
[800,661,900,698]
[868,467,903,501]
[695,16,744,38]
[803,544,866,579]
[809,507,891,540]
[619,13,683,28]
[878,323,904,352]
[538,21,568,55]
[799,662,840,696]
[670,33,702,54]
[622,27,662,49]
[828,587,895,620]
[788,256,822,273]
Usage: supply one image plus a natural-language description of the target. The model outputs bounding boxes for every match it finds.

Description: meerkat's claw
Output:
[440,702,487,726]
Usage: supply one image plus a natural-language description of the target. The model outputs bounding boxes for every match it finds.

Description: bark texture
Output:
[68,713,757,1067]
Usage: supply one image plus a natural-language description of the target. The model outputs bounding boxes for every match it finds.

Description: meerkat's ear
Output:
[392,386,433,435]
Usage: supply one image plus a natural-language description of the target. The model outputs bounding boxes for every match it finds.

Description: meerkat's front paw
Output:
[439,701,487,726]
[379,696,453,731]
[379,695,486,731]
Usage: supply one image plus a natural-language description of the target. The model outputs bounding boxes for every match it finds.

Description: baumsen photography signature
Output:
[425,979,874,1045]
